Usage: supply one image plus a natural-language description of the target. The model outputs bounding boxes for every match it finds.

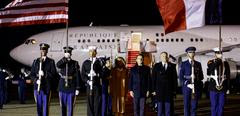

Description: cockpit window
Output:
[24,39,36,45]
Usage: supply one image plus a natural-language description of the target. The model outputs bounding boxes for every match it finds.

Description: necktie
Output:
[163,64,166,71]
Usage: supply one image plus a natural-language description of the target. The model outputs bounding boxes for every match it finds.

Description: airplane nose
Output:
[10,44,38,66]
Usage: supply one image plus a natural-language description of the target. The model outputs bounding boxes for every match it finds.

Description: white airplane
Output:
[10,25,240,84]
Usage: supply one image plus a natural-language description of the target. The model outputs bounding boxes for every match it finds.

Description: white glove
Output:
[24,73,28,77]
[226,90,230,95]
[152,92,156,96]
[38,70,44,77]
[5,76,10,80]
[75,90,79,96]
[130,91,134,98]
[88,70,96,77]
[187,84,194,90]
[88,80,93,86]
[36,79,41,85]
[146,91,149,97]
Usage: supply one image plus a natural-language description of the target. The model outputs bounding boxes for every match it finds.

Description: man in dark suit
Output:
[207,48,230,116]
[57,46,81,116]
[128,54,151,116]
[179,46,204,116]
[30,43,57,116]
[152,52,177,116]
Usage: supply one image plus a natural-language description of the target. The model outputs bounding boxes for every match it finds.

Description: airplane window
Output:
[166,39,169,42]
[171,38,174,42]
[176,38,179,42]
[161,39,164,42]
[156,39,159,42]
[102,39,105,43]
[83,39,86,43]
[107,39,110,42]
[97,39,100,43]
[234,38,237,41]
[74,45,77,49]
[195,38,198,42]
[190,38,193,42]
[88,39,91,43]
[78,39,81,43]
[112,39,115,42]
[156,33,159,37]
[200,38,203,42]
[161,33,164,36]
[181,38,184,42]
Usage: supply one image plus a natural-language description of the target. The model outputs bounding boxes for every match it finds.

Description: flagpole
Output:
[218,0,222,53]
[66,0,69,48]
[65,0,69,87]
[219,24,221,52]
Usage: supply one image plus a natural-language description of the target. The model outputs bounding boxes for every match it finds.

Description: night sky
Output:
[0,0,240,73]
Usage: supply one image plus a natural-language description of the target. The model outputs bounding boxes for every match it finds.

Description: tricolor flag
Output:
[206,0,222,24]
[0,0,68,27]
[156,0,206,34]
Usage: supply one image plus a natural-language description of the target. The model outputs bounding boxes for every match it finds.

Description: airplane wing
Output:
[176,44,240,58]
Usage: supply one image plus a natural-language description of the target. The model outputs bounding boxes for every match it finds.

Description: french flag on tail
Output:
[157,0,207,34]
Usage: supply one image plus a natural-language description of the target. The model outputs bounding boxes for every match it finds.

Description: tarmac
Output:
[1,94,240,116]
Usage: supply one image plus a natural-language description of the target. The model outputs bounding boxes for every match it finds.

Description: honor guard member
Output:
[18,68,30,104]
[207,48,230,116]
[30,43,57,116]
[152,52,178,116]
[0,68,6,109]
[81,46,106,116]
[128,54,151,116]
[57,46,81,116]
[179,47,204,116]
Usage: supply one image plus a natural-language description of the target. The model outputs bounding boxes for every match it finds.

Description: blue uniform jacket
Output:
[57,57,81,93]
[179,60,204,90]
[30,57,57,93]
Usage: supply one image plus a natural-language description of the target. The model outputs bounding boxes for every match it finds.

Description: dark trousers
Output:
[102,93,112,116]
[18,80,25,104]
[0,89,3,109]
[87,87,101,116]
[133,97,145,116]
[3,81,8,104]
[182,86,200,116]
[59,92,76,116]
[157,101,171,116]
[210,91,225,116]
[34,90,51,116]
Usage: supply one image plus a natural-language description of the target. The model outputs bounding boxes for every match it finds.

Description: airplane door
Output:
[51,32,64,52]
[130,32,141,51]
[118,32,131,53]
